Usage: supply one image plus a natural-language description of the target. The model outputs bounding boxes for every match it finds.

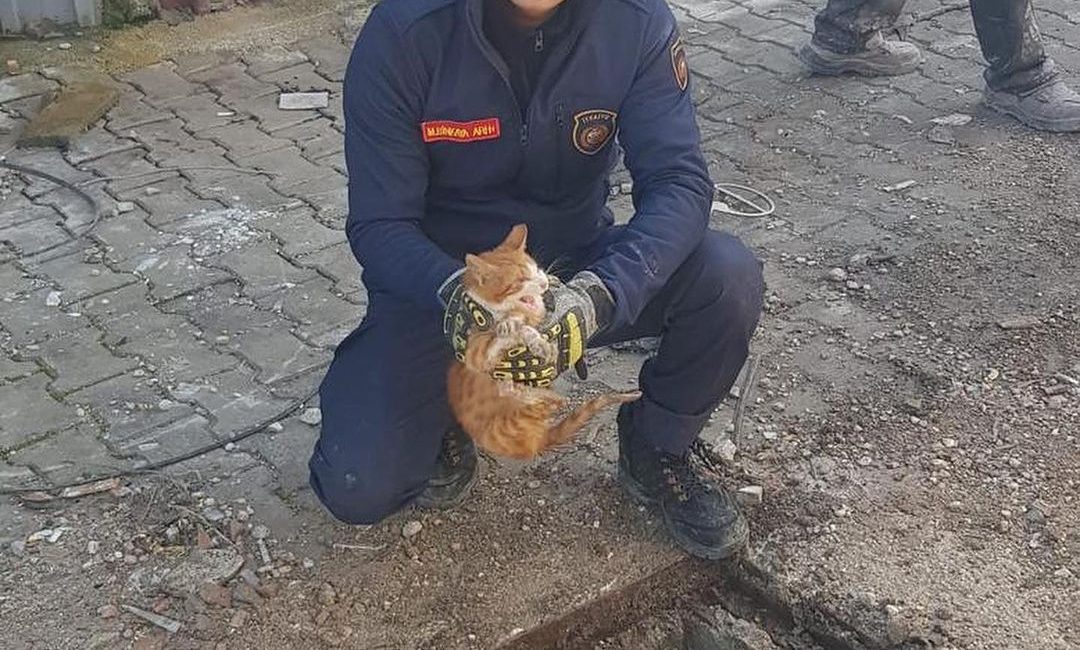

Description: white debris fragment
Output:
[299,408,322,426]
[931,113,973,127]
[278,92,330,110]
[881,180,917,193]
[45,291,62,307]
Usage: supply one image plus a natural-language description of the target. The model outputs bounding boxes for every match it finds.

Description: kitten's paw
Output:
[522,327,557,363]
[496,319,522,338]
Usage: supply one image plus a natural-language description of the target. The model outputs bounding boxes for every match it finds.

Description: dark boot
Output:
[985,79,1080,133]
[617,406,748,560]
[414,428,478,509]
[800,31,922,76]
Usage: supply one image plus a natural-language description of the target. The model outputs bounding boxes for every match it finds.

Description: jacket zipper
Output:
[464,0,528,146]
[554,101,566,185]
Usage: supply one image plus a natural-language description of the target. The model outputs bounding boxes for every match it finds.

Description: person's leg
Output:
[308,296,475,525]
[972,0,1080,132]
[588,230,765,559]
[799,0,922,76]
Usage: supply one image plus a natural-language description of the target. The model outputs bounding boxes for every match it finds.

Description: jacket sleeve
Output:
[585,4,714,330]
[343,8,462,313]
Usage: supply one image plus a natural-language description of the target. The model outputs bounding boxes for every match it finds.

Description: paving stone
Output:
[0,354,39,382]
[224,92,320,133]
[297,37,352,82]
[164,92,241,133]
[8,425,121,485]
[234,145,326,184]
[273,172,347,203]
[66,125,144,165]
[68,373,194,443]
[82,149,180,194]
[237,416,317,494]
[189,173,295,212]
[8,148,97,199]
[159,281,277,338]
[0,287,88,346]
[0,193,60,231]
[106,94,173,131]
[121,63,203,107]
[313,150,346,177]
[28,251,138,304]
[257,277,361,341]
[0,462,41,490]
[114,176,226,227]
[232,328,329,385]
[169,367,296,438]
[171,50,239,79]
[274,119,343,160]
[155,204,277,258]
[101,300,194,346]
[212,241,316,298]
[243,46,309,78]
[296,242,362,295]
[253,206,343,256]
[37,328,139,395]
[92,210,179,262]
[0,74,58,105]
[259,63,340,97]
[300,185,348,228]
[187,62,278,103]
[117,324,239,384]
[31,179,112,232]
[0,374,81,450]
[113,413,219,465]
[130,243,233,301]
[200,121,291,159]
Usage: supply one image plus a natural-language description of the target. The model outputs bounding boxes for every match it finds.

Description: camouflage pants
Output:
[812,0,1058,92]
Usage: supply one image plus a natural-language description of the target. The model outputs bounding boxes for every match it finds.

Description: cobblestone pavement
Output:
[1,0,1079,648]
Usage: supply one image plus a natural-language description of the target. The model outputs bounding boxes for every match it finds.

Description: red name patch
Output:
[421,118,501,143]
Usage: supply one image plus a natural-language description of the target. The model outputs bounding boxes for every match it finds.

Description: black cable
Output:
[0,159,101,259]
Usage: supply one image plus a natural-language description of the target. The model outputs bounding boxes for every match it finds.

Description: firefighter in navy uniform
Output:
[308,0,765,560]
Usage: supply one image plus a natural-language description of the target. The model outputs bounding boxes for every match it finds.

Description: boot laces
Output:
[659,453,708,503]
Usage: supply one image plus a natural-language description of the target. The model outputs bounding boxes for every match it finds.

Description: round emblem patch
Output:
[572,109,618,156]
[670,36,688,92]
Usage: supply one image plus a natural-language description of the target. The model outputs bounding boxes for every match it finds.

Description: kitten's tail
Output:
[544,391,642,450]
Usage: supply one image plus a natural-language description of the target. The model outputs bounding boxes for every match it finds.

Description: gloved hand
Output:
[438,270,615,387]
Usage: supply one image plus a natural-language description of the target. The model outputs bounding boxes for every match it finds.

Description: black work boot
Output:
[616,406,749,560]
[984,79,1080,133]
[414,428,478,509]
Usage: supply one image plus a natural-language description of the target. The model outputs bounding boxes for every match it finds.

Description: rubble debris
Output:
[278,92,329,110]
[198,582,233,608]
[19,81,121,148]
[826,267,848,282]
[299,407,322,426]
[931,113,973,127]
[45,291,62,307]
[684,605,780,650]
[251,524,270,540]
[319,582,337,606]
[161,548,244,593]
[6,60,19,76]
[121,605,182,634]
[997,315,1041,330]
[27,527,69,544]
[402,520,423,538]
[99,604,120,619]
[881,180,917,193]
[257,538,272,565]
[735,485,763,506]
[60,477,122,499]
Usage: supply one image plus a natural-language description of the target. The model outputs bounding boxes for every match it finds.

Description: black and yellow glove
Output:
[438,270,615,387]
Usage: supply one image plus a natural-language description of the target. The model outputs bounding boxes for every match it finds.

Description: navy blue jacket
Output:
[343,0,713,330]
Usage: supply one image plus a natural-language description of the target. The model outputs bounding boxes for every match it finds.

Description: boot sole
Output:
[984,91,1080,133]
[617,460,749,561]
[798,44,921,77]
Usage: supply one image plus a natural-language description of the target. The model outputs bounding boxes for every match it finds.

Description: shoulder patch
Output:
[670,34,688,92]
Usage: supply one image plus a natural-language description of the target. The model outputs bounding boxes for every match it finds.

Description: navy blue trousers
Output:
[308,229,765,525]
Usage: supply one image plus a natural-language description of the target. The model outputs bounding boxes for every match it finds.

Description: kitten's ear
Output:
[465,254,492,285]
[503,224,528,252]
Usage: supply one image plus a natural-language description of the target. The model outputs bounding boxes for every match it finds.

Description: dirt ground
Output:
[1,0,1079,649]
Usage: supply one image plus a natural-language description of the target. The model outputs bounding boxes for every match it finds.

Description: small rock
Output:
[45,291,62,307]
[223,442,236,452]
[735,485,763,505]
[99,604,120,619]
[6,60,19,75]
[202,507,226,523]
[299,408,322,426]
[251,525,270,540]
[931,112,972,127]
[198,582,233,608]
[233,582,264,606]
[997,315,1041,330]
[302,558,315,570]
[318,582,337,606]
[826,267,848,282]
[845,280,861,291]
[58,42,73,50]
[92,45,102,53]
[526,480,541,489]
[771,402,785,413]
[1053,568,1073,580]
[941,437,958,448]
[145,187,161,196]
[267,422,284,433]
[402,520,423,539]
[87,540,100,555]
[947,501,964,512]
[229,610,249,628]
[157,399,175,410]
[716,438,737,463]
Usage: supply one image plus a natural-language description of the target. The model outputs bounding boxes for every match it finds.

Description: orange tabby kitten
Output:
[447,225,641,460]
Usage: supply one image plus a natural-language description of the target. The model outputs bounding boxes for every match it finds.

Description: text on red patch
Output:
[421,118,501,143]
